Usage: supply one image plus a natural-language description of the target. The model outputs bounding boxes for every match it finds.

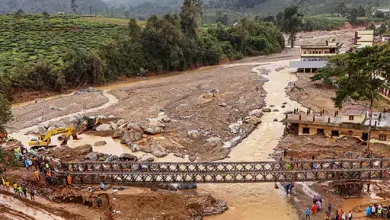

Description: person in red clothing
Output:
[311,203,317,214]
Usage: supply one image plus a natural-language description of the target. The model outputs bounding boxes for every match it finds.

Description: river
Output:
[199,60,303,219]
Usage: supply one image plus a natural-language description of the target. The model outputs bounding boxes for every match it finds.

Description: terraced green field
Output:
[0,15,124,72]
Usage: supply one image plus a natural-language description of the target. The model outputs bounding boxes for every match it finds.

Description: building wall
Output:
[301,48,337,55]
[341,114,366,124]
[297,123,390,142]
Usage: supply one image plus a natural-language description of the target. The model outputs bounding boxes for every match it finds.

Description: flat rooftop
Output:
[301,45,340,49]
[283,112,390,131]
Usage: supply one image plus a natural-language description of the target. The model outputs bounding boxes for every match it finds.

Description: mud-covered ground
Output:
[9,91,109,132]
[275,135,390,219]
[287,73,390,114]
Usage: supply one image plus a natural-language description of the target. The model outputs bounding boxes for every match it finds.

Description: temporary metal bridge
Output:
[56,158,390,184]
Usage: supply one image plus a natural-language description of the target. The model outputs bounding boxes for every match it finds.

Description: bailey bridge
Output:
[56,158,390,184]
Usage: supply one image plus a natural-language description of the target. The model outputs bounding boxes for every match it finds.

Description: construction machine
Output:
[80,116,101,130]
[28,127,78,148]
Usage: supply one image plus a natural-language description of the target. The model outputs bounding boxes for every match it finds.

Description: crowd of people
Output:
[366,204,390,218]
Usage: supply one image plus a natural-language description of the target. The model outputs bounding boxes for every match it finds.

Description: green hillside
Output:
[0,15,124,72]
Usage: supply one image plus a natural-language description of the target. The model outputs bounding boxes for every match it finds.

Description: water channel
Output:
[201,60,303,219]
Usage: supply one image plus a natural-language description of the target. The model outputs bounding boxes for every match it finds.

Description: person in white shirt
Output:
[348,211,352,220]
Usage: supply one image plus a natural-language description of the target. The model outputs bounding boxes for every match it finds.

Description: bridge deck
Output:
[56,159,390,184]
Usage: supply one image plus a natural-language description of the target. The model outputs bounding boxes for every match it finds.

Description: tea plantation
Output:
[0,15,125,72]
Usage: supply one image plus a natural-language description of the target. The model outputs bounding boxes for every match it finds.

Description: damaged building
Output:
[282,105,390,142]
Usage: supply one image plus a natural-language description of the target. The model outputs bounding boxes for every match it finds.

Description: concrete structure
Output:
[290,42,341,73]
[354,30,374,48]
[283,105,390,142]
[376,8,390,17]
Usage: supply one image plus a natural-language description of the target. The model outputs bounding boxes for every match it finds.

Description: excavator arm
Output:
[29,127,78,148]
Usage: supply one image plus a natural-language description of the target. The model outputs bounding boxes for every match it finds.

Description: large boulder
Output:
[121,132,131,144]
[244,116,262,125]
[229,122,242,134]
[121,131,143,145]
[248,109,263,118]
[49,106,63,111]
[139,154,155,162]
[112,131,123,139]
[177,183,197,190]
[94,141,107,146]
[156,112,171,123]
[206,137,222,147]
[74,144,93,155]
[187,130,201,139]
[109,122,118,130]
[148,118,165,128]
[119,153,138,161]
[127,123,142,131]
[105,155,119,162]
[129,143,140,152]
[151,143,168,158]
[117,119,127,126]
[144,127,163,135]
[33,126,46,134]
[96,124,113,132]
[262,108,272,113]
[85,152,98,161]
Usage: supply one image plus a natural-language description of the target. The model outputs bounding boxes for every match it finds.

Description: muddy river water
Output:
[201,60,302,220]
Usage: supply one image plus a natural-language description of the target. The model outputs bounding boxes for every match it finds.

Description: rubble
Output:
[94,141,107,146]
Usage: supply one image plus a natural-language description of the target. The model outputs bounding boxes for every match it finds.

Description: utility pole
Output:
[89,6,92,16]
[106,8,108,17]
[111,9,113,18]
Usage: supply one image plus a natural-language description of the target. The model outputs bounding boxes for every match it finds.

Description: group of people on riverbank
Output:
[305,198,353,220]
[366,204,390,218]
[0,177,36,200]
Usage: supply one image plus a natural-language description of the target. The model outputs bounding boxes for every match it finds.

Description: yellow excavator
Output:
[28,127,78,148]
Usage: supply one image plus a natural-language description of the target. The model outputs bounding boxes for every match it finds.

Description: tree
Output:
[278,6,303,48]
[0,93,12,133]
[180,0,202,39]
[42,10,50,19]
[311,46,390,149]
[378,24,387,36]
[335,3,347,17]
[357,6,366,17]
[14,9,24,23]
[347,8,359,25]
[125,11,130,18]
[128,18,141,41]
[71,0,78,14]
[216,11,229,25]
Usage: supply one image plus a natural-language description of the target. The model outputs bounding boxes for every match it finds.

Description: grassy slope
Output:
[0,16,128,72]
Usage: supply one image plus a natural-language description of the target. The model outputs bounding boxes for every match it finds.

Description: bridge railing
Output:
[59,158,390,173]
[56,168,390,184]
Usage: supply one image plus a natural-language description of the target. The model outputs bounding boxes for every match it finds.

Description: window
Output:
[362,133,368,141]
[379,134,387,141]
[319,51,322,54]
[331,130,339,137]
[349,116,354,120]
[348,131,353,136]
[303,127,310,134]
[317,129,324,135]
